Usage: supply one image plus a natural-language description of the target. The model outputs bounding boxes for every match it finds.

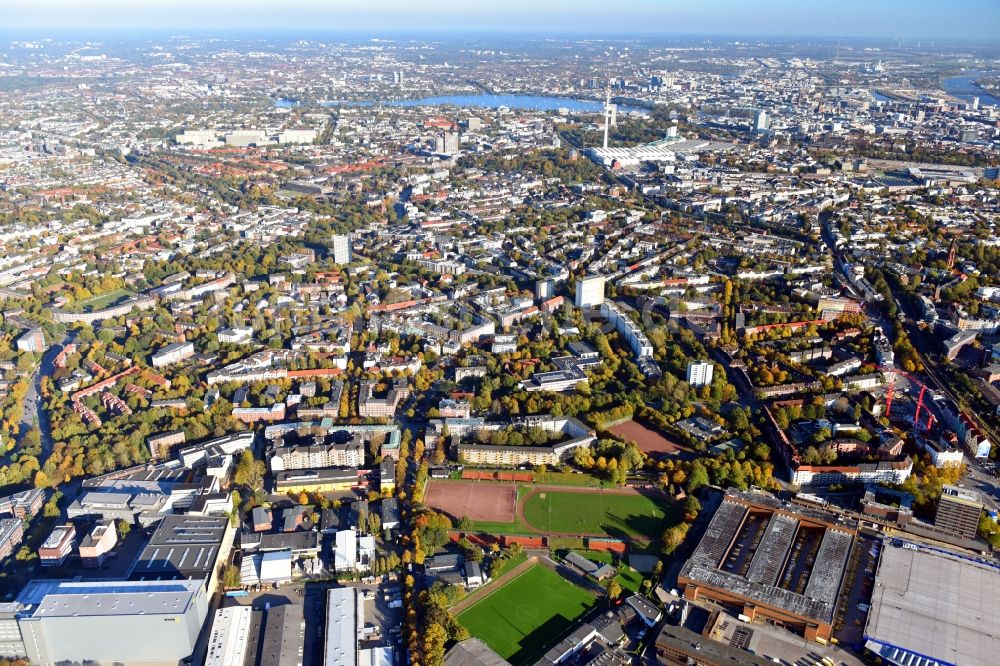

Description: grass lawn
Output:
[532,471,612,487]
[457,564,596,664]
[558,549,646,593]
[522,490,674,539]
[465,518,530,535]
[77,289,134,311]
[615,566,645,593]
[489,552,528,579]
[546,536,586,550]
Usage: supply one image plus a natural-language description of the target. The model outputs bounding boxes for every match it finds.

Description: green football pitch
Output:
[521,489,673,538]
[456,563,596,664]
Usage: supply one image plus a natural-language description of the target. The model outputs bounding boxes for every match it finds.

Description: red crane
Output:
[882,365,936,431]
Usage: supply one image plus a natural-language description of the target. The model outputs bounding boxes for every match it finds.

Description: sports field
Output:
[521,489,673,538]
[424,480,517,522]
[457,563,596,664]
[605,419,694,459]
[77,289,135,312]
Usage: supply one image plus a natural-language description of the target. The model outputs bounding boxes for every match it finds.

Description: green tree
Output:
[661,523,690,555]
[423,623,448,665]
[682,495,701,522]
[33,469,50,489]
[234,450,265,494]
[222,563,241,589]
[686,461,709,493]
[606,579,622,602]
[42,492,62,518]
[728,407,750,432]
[978,513,1000,550]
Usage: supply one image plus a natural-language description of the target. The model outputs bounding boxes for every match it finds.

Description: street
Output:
[16,331,73,464]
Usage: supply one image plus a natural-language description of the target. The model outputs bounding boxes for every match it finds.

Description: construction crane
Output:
[882,365,936,431]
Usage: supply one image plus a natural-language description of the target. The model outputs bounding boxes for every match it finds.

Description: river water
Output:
[941,72,1000,107]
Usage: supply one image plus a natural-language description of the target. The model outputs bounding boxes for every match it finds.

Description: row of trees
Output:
[661,495,702,556]
[571,439,645,484]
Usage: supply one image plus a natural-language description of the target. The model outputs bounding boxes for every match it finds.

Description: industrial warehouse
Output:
[678,490,856,642]
[863,539,1000,666]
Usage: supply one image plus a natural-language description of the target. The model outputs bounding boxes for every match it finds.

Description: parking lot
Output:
[832,534,880,649]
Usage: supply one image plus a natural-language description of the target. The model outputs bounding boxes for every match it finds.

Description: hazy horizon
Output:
[3,0,999,41]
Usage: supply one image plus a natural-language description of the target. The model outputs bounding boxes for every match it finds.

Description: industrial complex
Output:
[679,490,856,642]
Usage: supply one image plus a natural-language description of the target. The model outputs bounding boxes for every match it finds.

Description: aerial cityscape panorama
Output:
[0,1,998,665]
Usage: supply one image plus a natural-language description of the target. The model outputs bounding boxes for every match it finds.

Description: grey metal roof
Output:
[325,588,357,666]
[131,514,227,578]
[445,638,511,666]
[745,514,797,587]
[260,604,304,666]
[865,540,1000,666]
[565,551,599,574]
[654,624,774,666]
[258,531,320,553]
[26,579,202,618]
[803,527,853,605]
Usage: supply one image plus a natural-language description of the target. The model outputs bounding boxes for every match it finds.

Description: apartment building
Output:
[575,275,605,309]
[15,327,46,353]
[0,519,24,560]
[147,429,186,460]
[792,460,912,487]
[332,234,352,265]
[686,361,715,386]
[150,341,195,368]
[0,488,44,519]
[38,524,75,567]
[358,380,410,418]
[78,520,117,568]
[269,436,364,471]
[934,484,984,540]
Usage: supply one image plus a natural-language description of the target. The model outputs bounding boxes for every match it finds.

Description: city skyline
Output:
[0,6,999,666]
[3,0,1000,40]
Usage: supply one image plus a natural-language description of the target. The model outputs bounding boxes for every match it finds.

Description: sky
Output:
[2,0,998,40]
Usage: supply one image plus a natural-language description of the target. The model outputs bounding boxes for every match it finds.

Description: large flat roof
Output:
[131,514,227,578]
[205,606,254,666]
[324,587,358,666]
[864,540,1000,666]
[260,604,304,666]
[444,638,510,666]
[25,580,202,619]
[679,491,854,626]
[940,484,984,508]
[654,623,773,666]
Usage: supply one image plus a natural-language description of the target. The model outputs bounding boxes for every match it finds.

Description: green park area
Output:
[457,563,596,664]
[77,289,134,311]
[521,490,675,539]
